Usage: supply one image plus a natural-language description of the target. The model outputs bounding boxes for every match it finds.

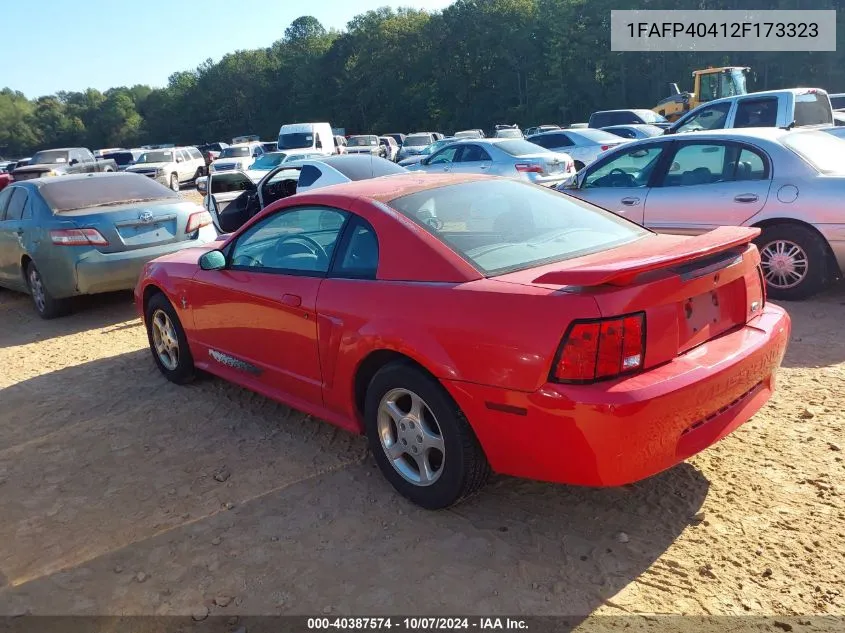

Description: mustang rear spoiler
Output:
[532,226,761,287]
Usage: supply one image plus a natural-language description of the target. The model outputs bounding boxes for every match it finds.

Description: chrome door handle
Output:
[734,194,759,203]
[621,197,640,206]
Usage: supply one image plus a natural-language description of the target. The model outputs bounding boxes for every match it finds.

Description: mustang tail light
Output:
[50,228,109,246]
[552,312,645,383]
[515,162,544,174]
[186,210,213,233]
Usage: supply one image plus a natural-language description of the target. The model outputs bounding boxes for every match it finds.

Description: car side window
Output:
[5,188,29,221]
[675,102,732,133]
[332,217,379,280]
[734,147,769,181]
[429,146,460,164]
[458,145,491,162]
[660,143,731,187]
[583,146,665,189]
[0,186,14,220]
[297,165,322,188]
[230,207,349,275]
[734,97,778,128]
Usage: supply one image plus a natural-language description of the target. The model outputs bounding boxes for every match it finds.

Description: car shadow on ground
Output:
[777,280,845,369]
[0,290,138,349]
[0,348,709,622]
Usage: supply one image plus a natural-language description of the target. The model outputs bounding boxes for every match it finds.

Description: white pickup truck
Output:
[666,88,833,135]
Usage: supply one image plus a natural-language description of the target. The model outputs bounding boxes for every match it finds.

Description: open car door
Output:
[203,171,259,233]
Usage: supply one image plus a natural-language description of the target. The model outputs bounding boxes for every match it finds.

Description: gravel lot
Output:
[0,221,843,621]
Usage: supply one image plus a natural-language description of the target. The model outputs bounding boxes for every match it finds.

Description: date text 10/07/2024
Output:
[627,21,819,39]
[306,617,529,630]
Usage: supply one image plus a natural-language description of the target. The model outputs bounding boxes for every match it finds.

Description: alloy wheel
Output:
[760,239,809,290]
[151,309,180,370]
[377,388,445,486]
[29,268,46,313]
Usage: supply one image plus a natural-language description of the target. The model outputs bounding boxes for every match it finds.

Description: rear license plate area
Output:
[677,279,746,353]
[117,220,176,246]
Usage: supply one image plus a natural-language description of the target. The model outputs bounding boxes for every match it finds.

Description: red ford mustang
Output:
[135,173,790,509]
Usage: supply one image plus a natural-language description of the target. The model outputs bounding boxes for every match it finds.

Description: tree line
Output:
[2,0,844,158]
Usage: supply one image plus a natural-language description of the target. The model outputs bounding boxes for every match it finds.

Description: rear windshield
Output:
[388,179,647,275]
[570,129,624,143]
[404,135,432,147]
[137,151,174,163]
[102,151,136,165]
[830,95,845,110]
[782,130,845,174]
[326,156,406,180]
[348,136,379,147]
[30,150,69,165]
[278,133,314,150]
[41,174,178,212]
[220,146,251,158]
[794,92,834,127]
[496,140,551,156]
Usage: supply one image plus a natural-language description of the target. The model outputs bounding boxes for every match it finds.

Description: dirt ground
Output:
[0,243,843,622]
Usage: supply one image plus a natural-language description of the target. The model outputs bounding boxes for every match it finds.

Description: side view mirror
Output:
[420,156,431,166]
[196,177,208,195]
[176,156,183,163]
[69,159,79,166]
[199,250,226,271]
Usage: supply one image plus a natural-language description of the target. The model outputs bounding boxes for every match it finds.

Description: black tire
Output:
[25,262,69,319]
[364,361,490,509]
[170,173,180,192]
[755,224,829,301]
[144,293,195,384]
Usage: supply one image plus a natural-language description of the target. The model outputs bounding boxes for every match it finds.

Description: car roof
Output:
[591,109,652,115]
[304,172,487,204]
[703,87,828,106]
[14,171,143,187]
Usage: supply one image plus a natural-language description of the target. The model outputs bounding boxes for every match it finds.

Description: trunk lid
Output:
[55,200,203,254]
[499,227,766,366]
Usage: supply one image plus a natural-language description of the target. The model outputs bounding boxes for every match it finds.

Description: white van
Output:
[277,122,334,157]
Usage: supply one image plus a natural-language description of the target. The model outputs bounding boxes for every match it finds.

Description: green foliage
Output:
[1,0,844,158]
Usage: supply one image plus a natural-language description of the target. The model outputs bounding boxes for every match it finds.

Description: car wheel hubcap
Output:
[377,388,445,486]
[29,269,46,312]
[760,240,808,289]
[151,309,180,371]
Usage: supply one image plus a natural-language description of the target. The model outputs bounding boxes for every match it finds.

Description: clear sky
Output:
[3,0,454,98]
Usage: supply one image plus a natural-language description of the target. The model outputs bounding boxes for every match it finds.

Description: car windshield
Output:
[638,110,668,124]
[496,140,551,156]
[251,153,288,170]
[455,131,482,138]
[348,136,378,147]
[404,135,432,147]
[570,129,623,143]
[220,146,251,158]
[782,131,845,175]
[421,140,453,155]
[136,151,174,163]
[278,133,314,150]
[41,174,178,212]
[102,152,136,166]
[30,150,69,164]
[389,180,647,275]
[496,129,523,138]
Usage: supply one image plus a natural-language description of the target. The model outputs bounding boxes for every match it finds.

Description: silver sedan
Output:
[406,138,575,187]
[558,127,845,300]
[526,128,628,171]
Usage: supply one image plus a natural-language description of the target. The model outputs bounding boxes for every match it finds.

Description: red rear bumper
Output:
[445,305,790,487]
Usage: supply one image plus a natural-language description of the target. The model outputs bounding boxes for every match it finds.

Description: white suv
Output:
[126,146,206,191]
[209,143,265,174]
